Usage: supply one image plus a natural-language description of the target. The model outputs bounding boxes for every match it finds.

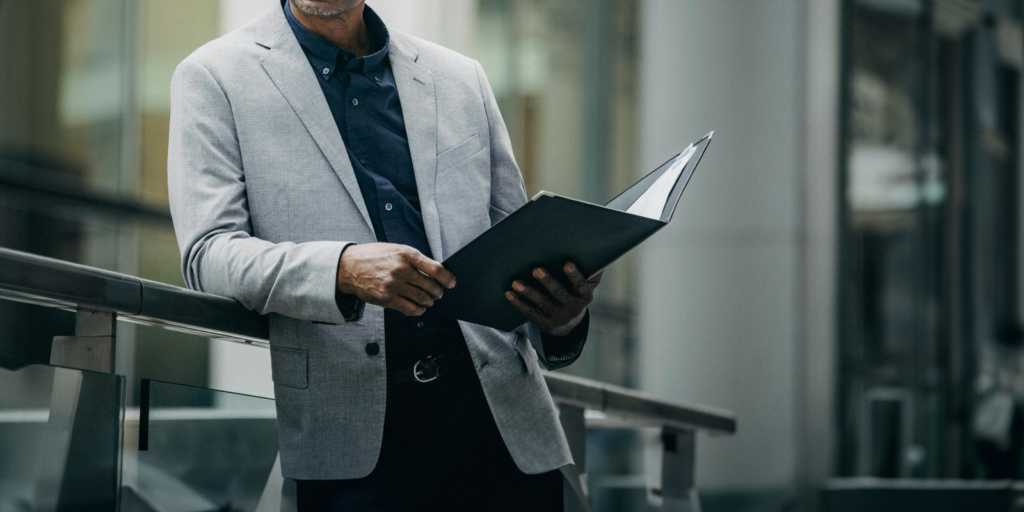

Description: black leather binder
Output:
[432,132,713,331]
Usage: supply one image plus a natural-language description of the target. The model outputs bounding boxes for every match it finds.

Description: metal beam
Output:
[546,372,737,435]
[0,248,269,345]
[0,159,173,225]
[51,310,117,374]
[660,427,700,512]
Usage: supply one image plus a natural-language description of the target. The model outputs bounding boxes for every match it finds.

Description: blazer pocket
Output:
[270,345,308,389]
[436,134,483,173]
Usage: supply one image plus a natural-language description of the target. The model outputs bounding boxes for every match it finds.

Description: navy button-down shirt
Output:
[283,2,587,384]
[285,2,456,374]
[284,3,427,257]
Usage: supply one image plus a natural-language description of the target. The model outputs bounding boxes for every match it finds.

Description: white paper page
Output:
[625,144,695,220]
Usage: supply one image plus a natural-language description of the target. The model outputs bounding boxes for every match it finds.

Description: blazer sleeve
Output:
[472,60,589,370]
[167,59,352,325]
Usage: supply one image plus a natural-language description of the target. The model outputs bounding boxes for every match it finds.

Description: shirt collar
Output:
[283,1,390,81]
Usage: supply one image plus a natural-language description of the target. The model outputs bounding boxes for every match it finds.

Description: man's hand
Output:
[505,262,602,336]
[336,243,456,317]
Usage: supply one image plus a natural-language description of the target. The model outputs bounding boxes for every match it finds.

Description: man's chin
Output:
[292,0,361,18]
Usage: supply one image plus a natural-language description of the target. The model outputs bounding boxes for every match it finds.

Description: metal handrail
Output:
[546,372,735,434]
[0,247,267,342]
[0,247,736,435]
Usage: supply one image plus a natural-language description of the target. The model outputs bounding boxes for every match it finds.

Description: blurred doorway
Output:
[838,0,1024,480]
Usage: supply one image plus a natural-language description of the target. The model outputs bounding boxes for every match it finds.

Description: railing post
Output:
[51,309,117,373]
[660,427,700,512]
[37,309,120,511]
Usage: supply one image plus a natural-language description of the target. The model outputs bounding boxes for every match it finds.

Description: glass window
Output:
[839,0,1024,479]
[476,0,641,386]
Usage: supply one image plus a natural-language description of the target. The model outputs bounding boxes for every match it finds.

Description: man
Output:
[168,0,600,509]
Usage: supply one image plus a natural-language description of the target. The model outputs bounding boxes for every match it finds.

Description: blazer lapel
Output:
[256,8,375,234]
[389,37,445,260]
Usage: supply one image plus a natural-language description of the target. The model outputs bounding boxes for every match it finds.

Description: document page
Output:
[625,144,695,220]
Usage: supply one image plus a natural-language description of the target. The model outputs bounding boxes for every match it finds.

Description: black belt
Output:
[388,346,472,387]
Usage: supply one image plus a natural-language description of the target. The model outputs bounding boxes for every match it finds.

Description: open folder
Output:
[432,132,714,331]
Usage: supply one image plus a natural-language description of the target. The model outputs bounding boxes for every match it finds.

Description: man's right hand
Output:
[335,243,456,316]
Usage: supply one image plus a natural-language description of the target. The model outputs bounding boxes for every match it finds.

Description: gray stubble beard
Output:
[291,0,362,18]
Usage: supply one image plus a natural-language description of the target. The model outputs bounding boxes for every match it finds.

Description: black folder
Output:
[432,132,713,331]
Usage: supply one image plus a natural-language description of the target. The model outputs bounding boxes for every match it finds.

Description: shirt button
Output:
[384,202,393,211]
[322,67,330,75]
[373,76,380,82]
[351,98,359,106]
[416,322,424,328]
[365,342,380,356]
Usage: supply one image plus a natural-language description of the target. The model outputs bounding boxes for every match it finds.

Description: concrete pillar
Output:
[636,0,806,503]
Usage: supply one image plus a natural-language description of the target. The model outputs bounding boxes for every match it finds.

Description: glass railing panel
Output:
[131,379,279,511]
[0,363,125,511]
[587,429,651,512]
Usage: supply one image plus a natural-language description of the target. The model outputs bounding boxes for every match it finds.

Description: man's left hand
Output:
[505,262,602,336]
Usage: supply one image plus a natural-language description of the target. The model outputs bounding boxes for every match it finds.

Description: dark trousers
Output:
[296,344,563,511]
[296,423,562,511]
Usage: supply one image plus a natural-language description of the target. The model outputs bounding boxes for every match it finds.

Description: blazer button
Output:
[365,342,380,356]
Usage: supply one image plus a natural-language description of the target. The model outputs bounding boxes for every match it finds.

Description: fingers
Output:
[507,265,600,335]
[405,250,456,289]
[404,267,445,300]
[341,244,447,316]
[391,296,426,316]
[506,291,546,326]
[512,280,556,314]
[398,283,435,308]
[562,262,593,298]
[533,267,575,304]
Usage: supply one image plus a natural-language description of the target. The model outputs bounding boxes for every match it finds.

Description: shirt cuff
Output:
[334,290,365,322]
[333,243,365,323]
[540,309,590,367]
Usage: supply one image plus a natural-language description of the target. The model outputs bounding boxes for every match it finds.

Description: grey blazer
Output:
[167,6,577,480]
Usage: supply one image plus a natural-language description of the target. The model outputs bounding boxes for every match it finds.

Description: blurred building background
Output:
[4,0,1024,510]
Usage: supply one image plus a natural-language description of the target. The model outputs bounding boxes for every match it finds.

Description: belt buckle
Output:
[413,355,440,383]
